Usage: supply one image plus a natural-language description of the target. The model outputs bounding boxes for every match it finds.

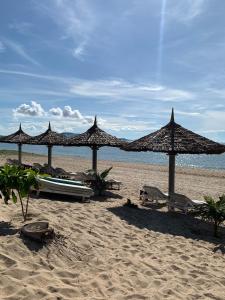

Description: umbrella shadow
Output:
[0,221,19,236]
[93,190,123,202]
[142,201,167,209]
[107,206,225,245]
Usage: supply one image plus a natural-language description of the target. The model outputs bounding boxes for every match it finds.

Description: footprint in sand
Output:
[180,255,190,261]
[0,253,16,269]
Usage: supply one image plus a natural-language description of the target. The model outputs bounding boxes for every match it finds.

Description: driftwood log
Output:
[21,221,54,242]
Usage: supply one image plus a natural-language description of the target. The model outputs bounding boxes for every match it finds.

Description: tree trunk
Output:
[25,193,30,221]
[18,191,25,221]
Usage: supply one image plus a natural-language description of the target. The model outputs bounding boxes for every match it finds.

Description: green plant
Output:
[196,195,225,237]
[0,165,39,221]
[87,167,113,196]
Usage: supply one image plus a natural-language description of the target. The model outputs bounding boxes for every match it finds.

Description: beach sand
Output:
[0,153,225,300]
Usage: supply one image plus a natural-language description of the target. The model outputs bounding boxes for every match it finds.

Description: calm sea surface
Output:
[1,143,225,170]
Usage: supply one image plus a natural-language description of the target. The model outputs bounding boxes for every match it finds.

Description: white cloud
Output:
[49,107,63,117]
[9,22,33,35]
[63,106,83,119]
[35,0,96,60]
[13,101,93,124]
[11,101,159,134]
[3,39,40,66]
[99,119,158,132]
[49,105,93,123]
[13,101,45,117]
[200,110,225,131]
[172,110,200,117]
[206,88,225,99]
[0,69,195,104]
[72,41,87,60]
[167,0,206,23]
[0,69,73,85]
[0,41,5,53]
[70,79,195,102]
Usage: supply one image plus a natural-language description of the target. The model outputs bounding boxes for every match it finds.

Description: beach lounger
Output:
[6,158,20,165]
[33,164,73,178]
[105,179,122,190]
[36,177,94,201]
[140,185,168,204]
[168,192,205,214]
[69,171,121,191]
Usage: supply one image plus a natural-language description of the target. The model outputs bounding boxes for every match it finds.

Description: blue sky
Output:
[0,0,225,141]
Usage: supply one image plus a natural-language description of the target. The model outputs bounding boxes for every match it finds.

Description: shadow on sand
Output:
[0,221,19,236]
[93,191,123,202]
[20,234,47,252]
[31,190,123,203]
[108,205,225,247]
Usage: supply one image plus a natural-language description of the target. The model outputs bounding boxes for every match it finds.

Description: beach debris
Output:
[21,221,54,242]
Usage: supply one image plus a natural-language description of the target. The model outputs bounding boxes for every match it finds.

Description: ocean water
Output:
[1,143,225,171]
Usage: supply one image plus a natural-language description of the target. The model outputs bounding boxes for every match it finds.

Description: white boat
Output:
[36,177,94,201]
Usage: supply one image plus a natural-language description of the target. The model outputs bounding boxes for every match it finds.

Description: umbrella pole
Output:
[18,143,22,165]
[47,145,53,168]
[92,146,98,173]
[168,153,176,210]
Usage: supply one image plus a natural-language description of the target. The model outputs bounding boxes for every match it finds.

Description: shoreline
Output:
[1,145,225,171]
[1,149,225,174]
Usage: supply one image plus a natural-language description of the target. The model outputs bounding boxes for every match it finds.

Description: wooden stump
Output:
[21,221,54,242]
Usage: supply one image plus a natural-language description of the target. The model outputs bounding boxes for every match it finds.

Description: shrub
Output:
[196,195,225,237]
[0,165,38,221]
[87,167,113,196]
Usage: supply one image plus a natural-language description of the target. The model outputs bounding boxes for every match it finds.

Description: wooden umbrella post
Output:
[18,143,22,165]
[47,145,53,168]
[168,108,176,210]
[92,146,98,173]
[168,153,176,199]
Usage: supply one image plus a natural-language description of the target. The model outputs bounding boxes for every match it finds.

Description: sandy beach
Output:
[0,153,225,300]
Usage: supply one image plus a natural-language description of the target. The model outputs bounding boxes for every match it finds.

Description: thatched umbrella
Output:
[25,122,67,168]
[124,109,225,201]
[0,124,31,164]
[66,116,126,172]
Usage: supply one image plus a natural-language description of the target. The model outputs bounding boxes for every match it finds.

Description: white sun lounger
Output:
[36,177,94,201]
[140,185,168,204]
[168,192,205,213]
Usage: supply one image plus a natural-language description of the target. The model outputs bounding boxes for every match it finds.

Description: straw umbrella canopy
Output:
[0,124,31,164]
[66,116,126,172]
[123,109,225,202]
[25,122,67,168]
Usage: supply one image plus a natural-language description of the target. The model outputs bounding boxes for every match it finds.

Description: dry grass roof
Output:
[0,124,31,144]
[25,123,67,146]
[66,117,126,148]
[124,110,225,155]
